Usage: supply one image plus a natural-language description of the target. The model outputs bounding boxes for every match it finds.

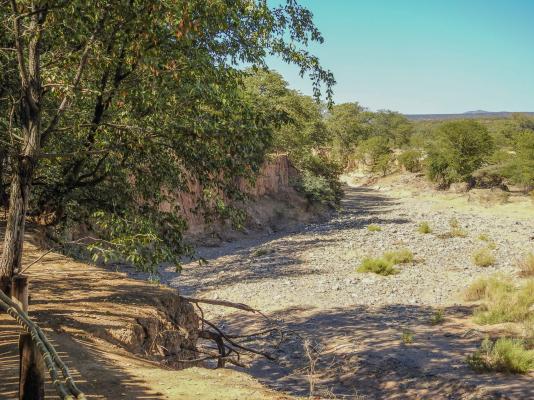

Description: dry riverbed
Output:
[132,181,534,399]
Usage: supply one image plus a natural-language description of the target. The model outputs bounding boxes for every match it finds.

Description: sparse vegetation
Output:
[367,224,382,232]
[472,247,496,267]
[467,337,534,374]
[417,221,432,234]
[518,253,534,277]
[357,257,398,275]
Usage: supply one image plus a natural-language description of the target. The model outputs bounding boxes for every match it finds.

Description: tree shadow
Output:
[0,315,165,399]
[215,304,534,399]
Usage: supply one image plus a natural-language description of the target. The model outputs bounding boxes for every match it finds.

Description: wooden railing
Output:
[0,275,86,400]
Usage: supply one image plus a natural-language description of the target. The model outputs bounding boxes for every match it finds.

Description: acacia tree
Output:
[0,0,334,293]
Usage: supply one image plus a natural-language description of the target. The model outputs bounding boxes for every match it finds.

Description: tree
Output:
[426,120,494,187]
[370,110,414,147]
[0,0,335,292]
[243,69,342,205]
[502,131,534,190]
[356,135,393,176]
[324,102,371,166]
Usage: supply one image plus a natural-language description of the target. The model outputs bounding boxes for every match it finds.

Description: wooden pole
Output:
[12,275,45,400]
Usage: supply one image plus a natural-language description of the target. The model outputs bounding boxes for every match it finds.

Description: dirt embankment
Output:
[166,154,330,241]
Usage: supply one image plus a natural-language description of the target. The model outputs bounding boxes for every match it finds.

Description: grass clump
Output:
[367,224,382,232]
[478,233,491,242]
[357,257,398,276]
[463,275,514,302]
[401,330,414,344]
[472,247,496,267]
[465,277,534,325]
[467,337,534,374]
[429,309,445,325]
[518,252,534,277]
[383,248,414,264]
[448,217,468,237]
[417,221,432,234]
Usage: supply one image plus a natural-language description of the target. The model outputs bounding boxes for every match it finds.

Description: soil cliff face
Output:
[166,155,321,238]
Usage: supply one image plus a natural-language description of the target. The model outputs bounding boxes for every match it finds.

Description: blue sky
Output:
[267,0,534,114]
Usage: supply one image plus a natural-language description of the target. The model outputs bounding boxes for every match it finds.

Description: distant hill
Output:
[405,111,534,121]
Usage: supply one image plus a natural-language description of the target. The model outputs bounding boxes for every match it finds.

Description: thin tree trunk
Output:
[0,156,35,295]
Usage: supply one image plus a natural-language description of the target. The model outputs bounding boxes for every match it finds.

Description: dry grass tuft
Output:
[472,247,496,267]
[357,257,398,275]
[417,221,432,234]
[518,253,534,277]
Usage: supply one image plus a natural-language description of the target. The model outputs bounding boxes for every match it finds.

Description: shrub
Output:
[398,149,423,172]
[518,253,534,277]
[367,224,382,232]
[357,257,398,275]
[467,337,534,374]
[293,155,343,205]
[418,221,432,234]
[383,248,414,264]
[425,120,494,187]
[472,248,496,267]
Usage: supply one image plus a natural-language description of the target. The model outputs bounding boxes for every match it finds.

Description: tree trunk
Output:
[0,157,34,295]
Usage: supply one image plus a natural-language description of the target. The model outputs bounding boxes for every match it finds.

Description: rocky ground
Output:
[129,177,534,399]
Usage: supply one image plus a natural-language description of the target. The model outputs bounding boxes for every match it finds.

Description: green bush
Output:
[467,337,534,374]
[293,155,343,205]
[357,257,398,275]
[425,120,494,187]
[398,149,423,172]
